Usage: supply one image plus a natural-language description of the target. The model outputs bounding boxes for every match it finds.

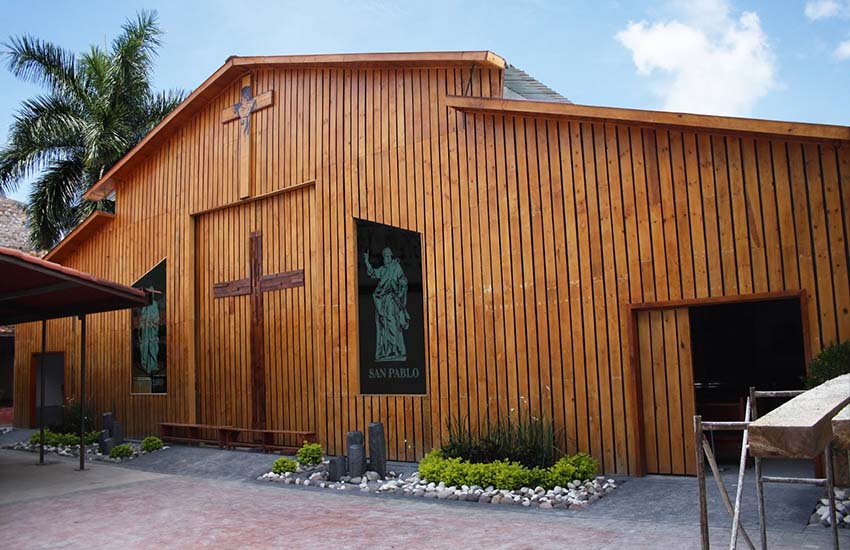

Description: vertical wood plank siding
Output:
[13,64,850,476]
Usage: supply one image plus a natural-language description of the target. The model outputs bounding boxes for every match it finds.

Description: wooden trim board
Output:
[445,96,850,143]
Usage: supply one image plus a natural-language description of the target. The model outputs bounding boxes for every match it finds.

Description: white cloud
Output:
[836,39,850,59]
[805,0,842,20]
[616,0,776,116]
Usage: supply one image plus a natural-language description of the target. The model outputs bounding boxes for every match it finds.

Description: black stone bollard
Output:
[346,431,364,448]
[102,412,114,433]
[368,422,387,479]
[327,456,345,482]
[346,431,365,477]
[98,429,113,454]
[348,444,366,478]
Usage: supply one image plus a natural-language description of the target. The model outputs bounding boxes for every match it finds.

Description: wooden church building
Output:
[12,51,850,476]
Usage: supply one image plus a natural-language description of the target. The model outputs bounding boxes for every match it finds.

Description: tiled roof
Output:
[0,196,29,252]
[503,65,571,103]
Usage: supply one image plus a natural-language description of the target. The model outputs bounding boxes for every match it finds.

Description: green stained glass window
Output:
[131,260,167,393]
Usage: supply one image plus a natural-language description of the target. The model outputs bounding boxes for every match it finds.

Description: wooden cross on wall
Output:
[221,75,274,200]
[213,232,304,429]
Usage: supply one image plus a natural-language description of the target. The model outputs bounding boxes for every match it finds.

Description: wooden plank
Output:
[676,308,696,475]
[755,140,783,292]
[805,142,837,347]
[749,374,850,458]
[213,278,250,298]
[696,134,723,297]
[741,138,768,294]
[637,311,657,473]
[819,145,850,339]
[663,309,685,474]
[728,137,754,294]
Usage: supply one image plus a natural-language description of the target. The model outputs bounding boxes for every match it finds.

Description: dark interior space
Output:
[690,298,806,462]
[0,333,14,407]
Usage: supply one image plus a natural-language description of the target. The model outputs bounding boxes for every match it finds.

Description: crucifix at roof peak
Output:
[221,74,274,200]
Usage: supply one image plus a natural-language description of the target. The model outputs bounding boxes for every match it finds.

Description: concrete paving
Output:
[0,430,845,549]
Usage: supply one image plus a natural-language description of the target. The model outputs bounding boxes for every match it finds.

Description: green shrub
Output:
[272,456,298,474]
[141,436,164,452]
[546,454,598,487]
[296,442,323,466]
[109,443,133,459]
[29,429,100,447]
[442,413,557,468]
[417,449,597,491]
[805,340,850,388]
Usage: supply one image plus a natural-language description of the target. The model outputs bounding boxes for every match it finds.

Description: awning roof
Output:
[0,246,150,325]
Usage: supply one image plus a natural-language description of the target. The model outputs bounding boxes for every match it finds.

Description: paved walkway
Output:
[0,430,844,549]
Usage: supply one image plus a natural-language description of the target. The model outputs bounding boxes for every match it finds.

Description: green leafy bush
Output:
[272,456,298,474]
[29,429,100,447]
[109,443,134,459]
[442,413,557,468]
[804,340,850,388]
[141,436,164,452]
[296,442,323,466]
[417,449,598,491]
[545,454,598,488]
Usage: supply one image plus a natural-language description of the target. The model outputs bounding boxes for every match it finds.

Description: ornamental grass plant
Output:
[442,412,557,468]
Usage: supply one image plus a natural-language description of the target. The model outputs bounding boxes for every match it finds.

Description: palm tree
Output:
[0,10,185,250]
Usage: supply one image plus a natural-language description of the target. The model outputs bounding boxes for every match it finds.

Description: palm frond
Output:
[3,35,84,102]
[0,94,85,193]
[4,9,185,244]
[137,88,185,138]
[107,10,163,112]
[26,156,85,249]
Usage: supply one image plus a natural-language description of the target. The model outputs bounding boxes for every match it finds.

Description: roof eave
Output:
[445,96,850,142]
[43,211,116,263]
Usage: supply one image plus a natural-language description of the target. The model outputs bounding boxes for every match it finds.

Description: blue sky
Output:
[2,0,849,202]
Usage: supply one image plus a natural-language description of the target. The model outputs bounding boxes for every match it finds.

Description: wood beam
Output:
[0,281,76,302]
[833,405,850,451]
[749,374,850,458]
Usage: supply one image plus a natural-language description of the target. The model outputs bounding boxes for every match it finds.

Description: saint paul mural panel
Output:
[357,219,425,395]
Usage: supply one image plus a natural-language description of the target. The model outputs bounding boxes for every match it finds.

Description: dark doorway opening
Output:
[31,352,64,428]
[690,298,806,463]
[0,333,13,408]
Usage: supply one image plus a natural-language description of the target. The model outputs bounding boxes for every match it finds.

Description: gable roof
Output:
[83,51,505,201]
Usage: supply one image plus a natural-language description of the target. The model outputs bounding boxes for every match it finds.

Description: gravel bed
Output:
[809,487,850,528]
[4,439,169,463]
[259,460,619,510]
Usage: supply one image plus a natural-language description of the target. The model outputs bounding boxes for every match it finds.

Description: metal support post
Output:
[695,415,710,550]
[749,387,768,550]
[78,314,86,471]
[701,439,756,550]
[729,398,751,550]
[38,319,46,465]
[824,444,839,549]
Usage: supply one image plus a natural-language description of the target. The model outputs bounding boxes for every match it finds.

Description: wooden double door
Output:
[195,186,316,437]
